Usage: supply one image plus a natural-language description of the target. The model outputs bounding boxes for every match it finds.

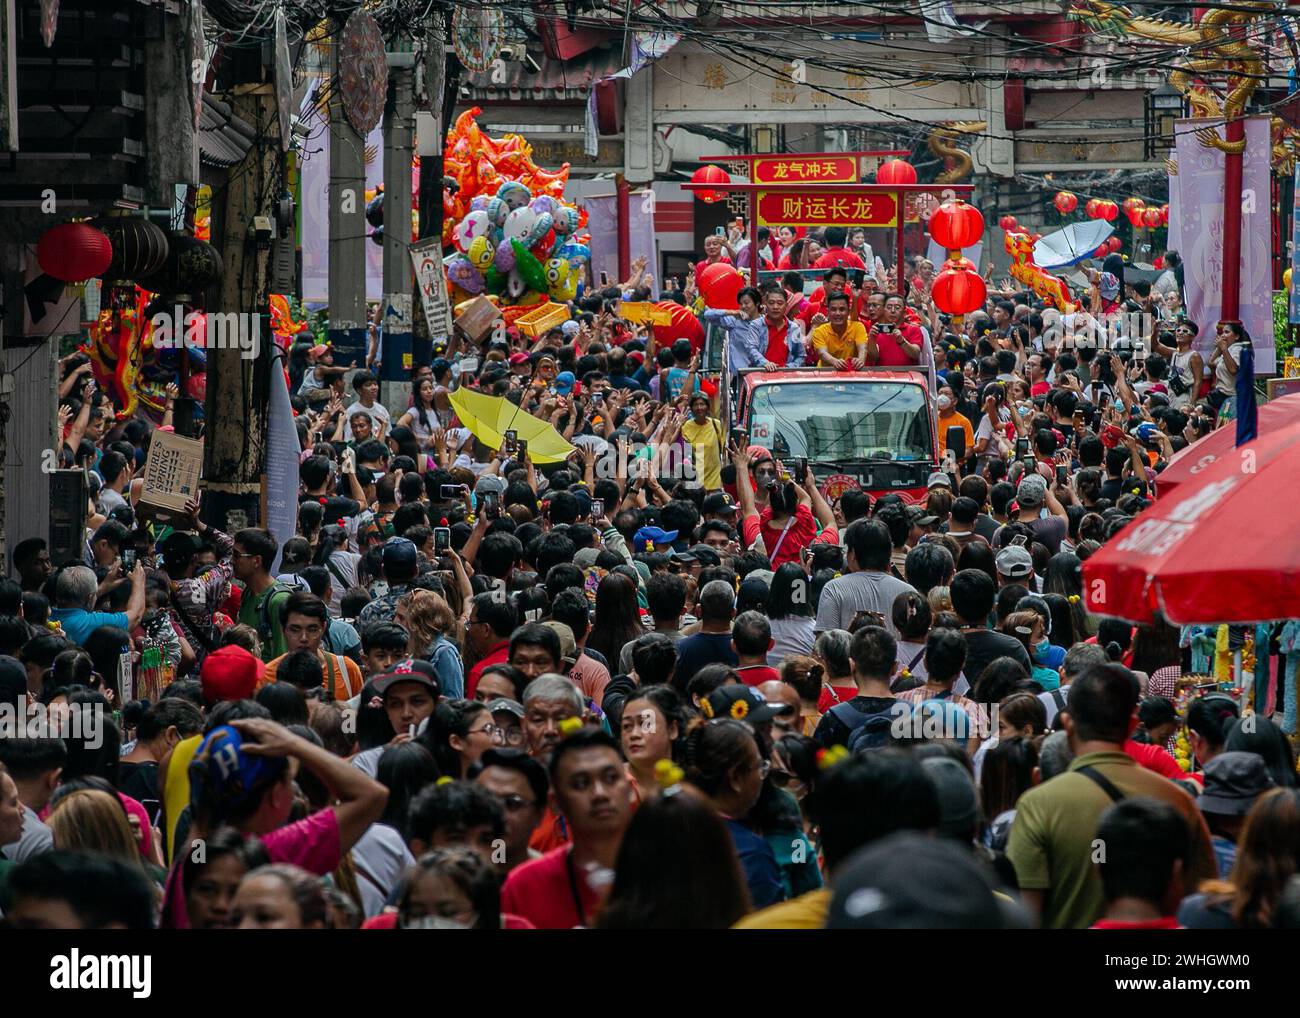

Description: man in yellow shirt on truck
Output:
[809,291,868,370]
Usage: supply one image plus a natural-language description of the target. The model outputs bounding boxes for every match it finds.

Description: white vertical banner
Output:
[1174,116,1275,372]
[411,238,453,337]
[264,347,300,574]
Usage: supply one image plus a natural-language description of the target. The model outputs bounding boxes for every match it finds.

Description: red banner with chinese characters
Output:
[754,190,899,228]
[751,155,858,184]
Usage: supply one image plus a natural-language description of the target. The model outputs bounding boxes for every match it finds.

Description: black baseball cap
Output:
[702,685,783,724]
[372,659,441,697]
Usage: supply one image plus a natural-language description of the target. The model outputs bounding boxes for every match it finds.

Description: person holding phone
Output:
[865,294,922,366]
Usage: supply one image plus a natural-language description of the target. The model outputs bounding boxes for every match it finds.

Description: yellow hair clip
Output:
[558,716,584,737]
[1068,594,1081,604]
[436,776,454,786]
[654,758,685,793]
[815,745,850,771]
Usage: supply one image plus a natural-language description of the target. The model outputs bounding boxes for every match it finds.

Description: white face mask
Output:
[937,395,952,411]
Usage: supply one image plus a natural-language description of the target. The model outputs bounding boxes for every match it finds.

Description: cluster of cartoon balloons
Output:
[445,180,592,306]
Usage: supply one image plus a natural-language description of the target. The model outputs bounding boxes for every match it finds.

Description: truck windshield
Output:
[747,380,933,462]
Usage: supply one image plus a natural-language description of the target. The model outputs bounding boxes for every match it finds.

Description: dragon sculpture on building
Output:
[1071,1,1272,155]
[926,120,987,183]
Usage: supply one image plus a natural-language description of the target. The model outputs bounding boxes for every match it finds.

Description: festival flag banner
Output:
[263,347,299,574]
[1289,161,1300,325]
[1174,116,1275,372]
[751,156,858,184]
[754,190,898,228]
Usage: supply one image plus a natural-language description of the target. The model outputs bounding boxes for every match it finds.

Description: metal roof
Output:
[198,94,256,169]
[465,46,627,102]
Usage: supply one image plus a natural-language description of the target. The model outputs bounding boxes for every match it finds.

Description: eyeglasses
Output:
[492,726,525,747]
[467,723,499,739]
[768,768,794,788]
[500,793,540,812]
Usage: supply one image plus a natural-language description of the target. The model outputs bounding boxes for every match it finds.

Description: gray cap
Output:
[1199,751,1275,815]
[573,547,601,569]
[1017,472,1047,507]
[475,474,506,497]
[921,756,979,842]
[994,544,1034,579]
[926,471,953,490]
[485,697,525,719]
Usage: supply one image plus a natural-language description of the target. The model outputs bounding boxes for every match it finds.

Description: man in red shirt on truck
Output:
[867,293,923,366]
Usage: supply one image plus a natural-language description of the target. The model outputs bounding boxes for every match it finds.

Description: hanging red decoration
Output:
[690,165,731,204]
[1107,235,1123,253]
[1085,199,1101,219]
[1054,191,1078,214]
[1160,204,1170,224]
[1142,207,1162,227]
[998,214,1018,232]
[928,200,985,250]
[36,222,112,282]
[1121,197,1145,218]
[1093,244,1109,257]
[697,261,744,309]
[876,159,917,186]
[1100,200,1119,222]
[1153,256,1165,270]
[931,266,987,315]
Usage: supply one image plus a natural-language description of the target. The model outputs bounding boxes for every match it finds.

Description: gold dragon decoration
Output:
[927,120,988,183]
[1070,1,1273,155]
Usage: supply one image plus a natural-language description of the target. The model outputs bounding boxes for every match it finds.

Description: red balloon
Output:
[37,222,112,283]
[691,165,731,204]
[998,214,1018,232]
[697,262,744,309]
[876,159,917,186]
[928,200,984,250]
[931,266,987,315]
[652,301,704,351]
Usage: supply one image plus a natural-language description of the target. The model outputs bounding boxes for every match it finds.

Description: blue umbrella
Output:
[1032,220,1115,269]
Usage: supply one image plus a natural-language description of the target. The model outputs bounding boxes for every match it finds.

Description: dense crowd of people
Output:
[1,224,1296,932]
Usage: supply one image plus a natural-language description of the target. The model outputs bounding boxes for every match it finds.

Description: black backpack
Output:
[829,700,900,753]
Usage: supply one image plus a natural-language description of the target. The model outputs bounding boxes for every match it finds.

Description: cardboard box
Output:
[453,295,502,344]
[137,431,204,526]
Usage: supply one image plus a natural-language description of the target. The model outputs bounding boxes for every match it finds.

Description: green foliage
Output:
[1275,290,1295,363]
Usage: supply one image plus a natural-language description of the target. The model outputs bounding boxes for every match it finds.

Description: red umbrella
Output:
[1156,392,1300,500]
[1084,425,1300,624]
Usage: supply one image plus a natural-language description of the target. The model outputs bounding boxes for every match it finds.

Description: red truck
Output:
[730,366,952,505]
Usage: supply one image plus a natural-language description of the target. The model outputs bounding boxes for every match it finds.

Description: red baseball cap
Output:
[508,352,530,366]
[200,645,265,706]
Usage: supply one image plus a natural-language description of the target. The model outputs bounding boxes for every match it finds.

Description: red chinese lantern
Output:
[652,301,705,350]
[931,266,987,315]
[876,159,917,186]
[928,200,985,250]
[1107,235,1123,253]
[1121,197,1145,217]
[36,222,112,282]
[690,165,731,204]
[1142,207,1162,227]
[1093,244,1108,257]
[1054,191,1078,214]
[1100,200,1119,222]
[1159,204,1170,224]
[697,261,744,309]
[998,214,1018,232]
[1085,198,1101,219]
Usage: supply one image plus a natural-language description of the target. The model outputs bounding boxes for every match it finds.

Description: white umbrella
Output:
[1033,220,1114,269]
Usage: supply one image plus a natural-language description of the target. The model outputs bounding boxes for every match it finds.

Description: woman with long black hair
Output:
[312,524,360,616]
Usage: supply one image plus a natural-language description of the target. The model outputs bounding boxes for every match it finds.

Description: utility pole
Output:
[206,78,277,532]
[381,45,415,420]
[328,23,368,369]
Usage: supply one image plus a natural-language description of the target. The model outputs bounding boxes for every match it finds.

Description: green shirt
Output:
[237,584,292,662]
[1005,749,1216,930]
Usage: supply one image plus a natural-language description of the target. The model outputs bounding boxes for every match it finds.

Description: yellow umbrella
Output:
[447,387,576,464]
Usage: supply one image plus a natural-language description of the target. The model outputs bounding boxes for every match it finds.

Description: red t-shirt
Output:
[813,247,866,271]
[1125,739,1186,782]
[466,643,510,699]
[742,504,817,568]
[764,319,791,367]
[1091,917,1181,929]
[736,665,782,687]
[817,684,860,713]
[1030,381,1051,397]
[870,324,923,366]
[501,845,605,930]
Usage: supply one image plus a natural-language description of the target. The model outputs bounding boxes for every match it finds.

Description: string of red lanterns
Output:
[928,199,986,316]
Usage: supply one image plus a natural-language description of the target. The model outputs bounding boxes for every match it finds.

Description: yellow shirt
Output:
[681,416,724,490]
[810,321,868,363]
[732,888,831,929]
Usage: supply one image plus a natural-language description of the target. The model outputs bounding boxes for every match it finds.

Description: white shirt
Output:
[349,823,415,918]
[769,616,816,669]
[343,400,391,442]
